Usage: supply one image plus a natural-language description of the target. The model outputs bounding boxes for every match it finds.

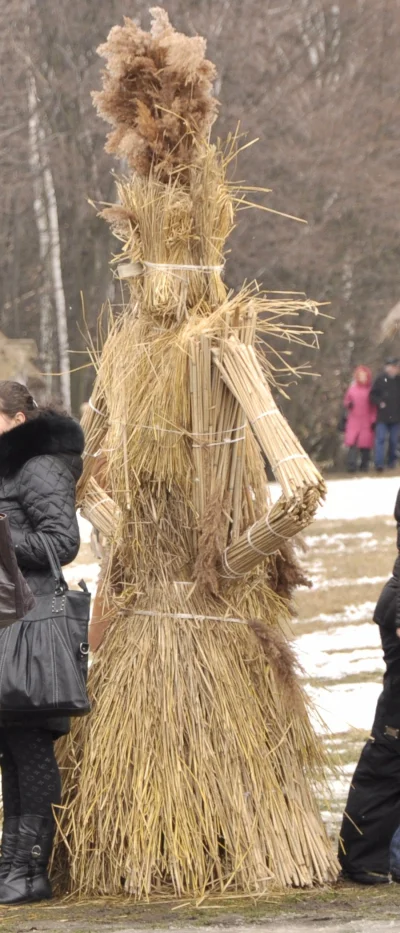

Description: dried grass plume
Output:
[93,8,219,178]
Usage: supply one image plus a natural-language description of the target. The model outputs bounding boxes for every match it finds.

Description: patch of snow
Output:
[321,809,343,824]
[307,650,382,680]
[305,531,373,546]
[297,621,380,655]
[270,475,399,521]
[305,536,392,557]
[296,623,383,681]
[340,762,356,776]
[308,575,387,591]
[317,476,399,522]
[357,537,392,549]
[328,776,353,801]
[307,681,382,734]
[326,737,350,746]
[299,602,377,626]
[64,562,100,591]
[78,512,93,545]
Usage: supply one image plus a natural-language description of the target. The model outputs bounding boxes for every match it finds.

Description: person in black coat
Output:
[339,486,400,884]
[370,359,400,471]
[0,381,83,905]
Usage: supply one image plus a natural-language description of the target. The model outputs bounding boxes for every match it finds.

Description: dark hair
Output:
[0,381,40,421]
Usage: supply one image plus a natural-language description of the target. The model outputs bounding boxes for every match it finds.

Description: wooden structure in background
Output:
[0,332,44,393]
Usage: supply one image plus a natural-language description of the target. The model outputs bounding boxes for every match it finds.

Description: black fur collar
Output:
[0,410,84,478]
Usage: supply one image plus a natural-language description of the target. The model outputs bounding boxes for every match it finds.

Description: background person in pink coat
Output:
[344,365,377,473]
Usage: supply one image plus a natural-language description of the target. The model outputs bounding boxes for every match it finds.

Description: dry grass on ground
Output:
[294,516,395,635]
[2,885,400,932]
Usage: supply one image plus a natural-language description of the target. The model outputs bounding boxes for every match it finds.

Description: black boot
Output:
[339,868,391,886]
[0,815,54,904]
[0,818,19,881]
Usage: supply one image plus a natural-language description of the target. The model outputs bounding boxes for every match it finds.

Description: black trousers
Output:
[339,682,400,879]
[0,728,61,822]
[346,446,371,473]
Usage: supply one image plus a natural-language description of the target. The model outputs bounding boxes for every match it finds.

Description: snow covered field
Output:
[270,473,400,521]
[289,473,400,822]
[316,474,400,521]
[295,475,398,735]
[71,515,100,591]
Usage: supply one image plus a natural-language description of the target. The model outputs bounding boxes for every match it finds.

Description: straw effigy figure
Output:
[55,9,337,897]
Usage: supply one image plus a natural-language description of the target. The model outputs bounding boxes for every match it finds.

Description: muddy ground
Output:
[1,885,400,933]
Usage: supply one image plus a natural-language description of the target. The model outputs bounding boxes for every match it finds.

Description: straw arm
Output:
[211,337,325,575]
[222,486,322,578]
[80,477,120,539]
[77,384,110,504]
[212,338,324,500]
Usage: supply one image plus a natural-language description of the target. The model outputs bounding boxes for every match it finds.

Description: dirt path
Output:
[2,887,400,933]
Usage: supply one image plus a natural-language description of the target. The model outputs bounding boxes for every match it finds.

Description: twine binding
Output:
[143,260,224,273]
[132,608,248,625]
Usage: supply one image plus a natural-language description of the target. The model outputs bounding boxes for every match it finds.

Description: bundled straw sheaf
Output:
[57,594,330,896]
[55,7,337,899]
[100,142,235,324]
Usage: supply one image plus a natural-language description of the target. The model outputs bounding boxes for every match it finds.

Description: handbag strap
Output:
[37,532,68,595]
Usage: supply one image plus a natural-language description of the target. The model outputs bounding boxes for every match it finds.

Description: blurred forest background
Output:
[1,0,399,465]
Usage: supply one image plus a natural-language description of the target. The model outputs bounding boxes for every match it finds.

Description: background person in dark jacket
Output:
[370,358,400,471]
[339,486,400,884]
[0,381,83,905]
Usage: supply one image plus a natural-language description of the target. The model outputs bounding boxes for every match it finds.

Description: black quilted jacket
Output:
[0,410,84,736]
[0,410,83,594]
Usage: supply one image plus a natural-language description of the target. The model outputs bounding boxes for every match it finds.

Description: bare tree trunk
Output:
[27,74,53,393]
[40,135,71,409]
[28,73,71,408]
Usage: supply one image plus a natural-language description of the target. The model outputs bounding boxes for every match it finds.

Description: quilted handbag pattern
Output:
[0,533,91,716]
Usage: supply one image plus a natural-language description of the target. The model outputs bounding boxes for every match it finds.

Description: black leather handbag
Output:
[0,533,91,716]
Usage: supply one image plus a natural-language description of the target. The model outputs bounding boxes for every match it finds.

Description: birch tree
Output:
[28,75,52,393]
[40,129,71,409]
[27,74,71,407]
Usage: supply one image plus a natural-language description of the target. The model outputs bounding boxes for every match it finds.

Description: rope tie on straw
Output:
[85,420,247,439]
[88,398,106,417]
[88,402,130,429]
[265,512,289,542]
[135,424,184,436]
[143,261,224,273]
[220,549,245,579]
[193,424,246,437]
[251,409,276,424]
[273,454,308,468]
[246,524,272,558]
[85,447,120,458]
[138,423,246,439]
[132,608,248,625]
[84,498,113,516]
[193,434,246,449]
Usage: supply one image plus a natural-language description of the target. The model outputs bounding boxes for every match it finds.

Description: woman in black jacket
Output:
[0,381,83,905]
